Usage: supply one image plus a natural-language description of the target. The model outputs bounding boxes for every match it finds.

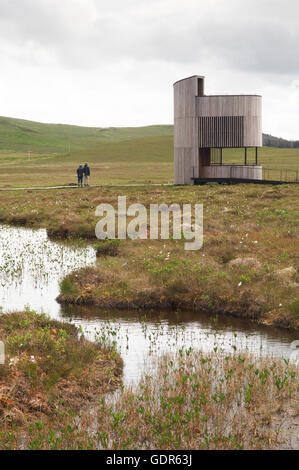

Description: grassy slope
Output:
[0,115,173,154]
[0,138,299,187]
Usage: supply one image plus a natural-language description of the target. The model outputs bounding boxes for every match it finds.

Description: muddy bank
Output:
[56,289,299,333]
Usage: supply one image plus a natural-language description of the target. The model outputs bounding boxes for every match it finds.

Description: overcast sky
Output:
[0,0,298,139]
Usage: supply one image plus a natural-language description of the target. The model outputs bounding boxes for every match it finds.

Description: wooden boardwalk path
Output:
[0,183,173,191]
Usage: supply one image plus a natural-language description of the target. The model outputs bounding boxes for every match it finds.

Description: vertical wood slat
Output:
[196,95,262,148]
[198,116,244,147]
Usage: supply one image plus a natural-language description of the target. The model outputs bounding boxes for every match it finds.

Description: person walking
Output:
[77,165,84,187]
[83,163,90,186]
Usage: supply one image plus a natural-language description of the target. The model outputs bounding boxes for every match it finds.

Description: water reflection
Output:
[61,305,297,386]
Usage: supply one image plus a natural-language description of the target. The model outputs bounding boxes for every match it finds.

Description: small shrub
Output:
[288,298,299,316]
[95,239,121,257]
[60,278,78,295]
[18,358,38,382]
[220,251,235,264]
[0,363,11,379]
[239,275,251,284]
[166,280,189,295]
[77,225,93,238]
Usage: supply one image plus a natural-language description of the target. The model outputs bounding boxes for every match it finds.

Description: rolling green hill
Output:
[0,115,298,156]
[0,115,173,154]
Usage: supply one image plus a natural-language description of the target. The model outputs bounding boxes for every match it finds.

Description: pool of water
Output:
[0,224,297,386]
[0,225,96,315]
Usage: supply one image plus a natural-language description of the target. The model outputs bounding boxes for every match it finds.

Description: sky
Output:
[0,0,298,139]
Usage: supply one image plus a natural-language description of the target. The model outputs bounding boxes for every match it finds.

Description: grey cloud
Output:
[0,0,298,75]
[201,20,299,74]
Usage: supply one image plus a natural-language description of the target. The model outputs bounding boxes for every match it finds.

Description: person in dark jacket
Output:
[83,163,90,186]
[77,165,84,187]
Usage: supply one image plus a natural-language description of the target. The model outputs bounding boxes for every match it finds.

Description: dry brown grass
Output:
[0,310,123,428]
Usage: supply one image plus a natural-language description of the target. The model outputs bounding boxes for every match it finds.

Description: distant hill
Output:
[0,115,297,154]
[263,133,299,148]
[0,116,173,154]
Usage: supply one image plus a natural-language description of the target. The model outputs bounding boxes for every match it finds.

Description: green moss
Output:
[95,239,121,257]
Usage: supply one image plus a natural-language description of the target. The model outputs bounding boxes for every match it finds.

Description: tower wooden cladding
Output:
[174,75,262,184]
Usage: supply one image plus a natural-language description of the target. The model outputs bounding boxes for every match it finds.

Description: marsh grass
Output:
[1,184,298,330]
[1,350,297,450]
[93,350,298,450]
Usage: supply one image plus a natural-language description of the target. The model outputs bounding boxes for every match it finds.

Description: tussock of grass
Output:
[95,239,121,257]
[59,278,78,295]
[0,310,123,426]
[288,298,299,316]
